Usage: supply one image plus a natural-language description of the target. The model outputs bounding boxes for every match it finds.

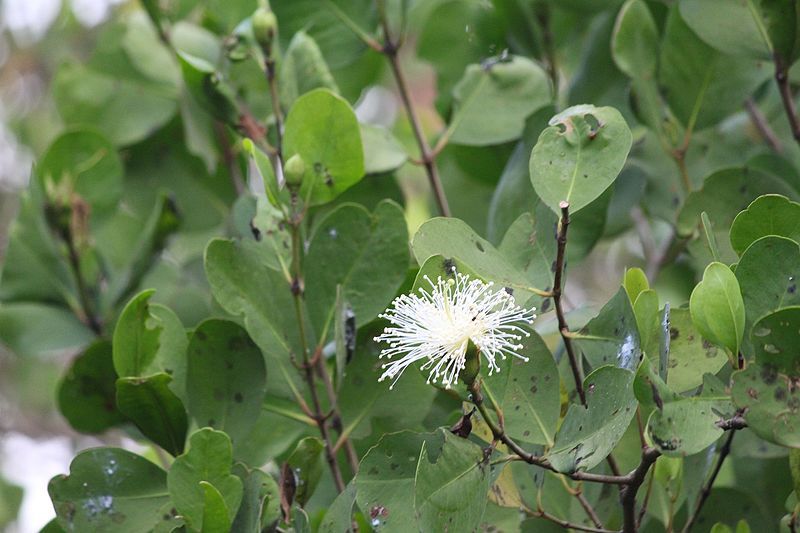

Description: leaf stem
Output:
[744,97,783,152]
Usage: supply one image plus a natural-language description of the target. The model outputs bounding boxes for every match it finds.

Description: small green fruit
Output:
[252,7,278,53]
[284,154,306,188]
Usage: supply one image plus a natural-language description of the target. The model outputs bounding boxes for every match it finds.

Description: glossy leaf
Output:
[186,319,267,450]
[690,262,745,356]
[530,104,632,214]
[49,448,170,532]
[575,287,643,371]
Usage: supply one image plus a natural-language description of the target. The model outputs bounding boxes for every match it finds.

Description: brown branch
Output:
[576,490,605,530]
[468,377,631,486]
[377,2,450,217]
[744,98,783,152]
[620,447,660,533]
[553,201,585,405]
[315,357,360,475]
[775,52,800,144]
[264,57,284,160]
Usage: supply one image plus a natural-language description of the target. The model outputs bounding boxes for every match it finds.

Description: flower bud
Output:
[284,154,305,189]
[252,7,278,55]
[462,340,481,387]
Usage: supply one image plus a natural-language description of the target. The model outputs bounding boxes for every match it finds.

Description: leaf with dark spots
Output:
[574,287,642,372]
[547,366,636,472]
[733,364,800,447]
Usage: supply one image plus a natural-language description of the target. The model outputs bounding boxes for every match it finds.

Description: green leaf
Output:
[320,481,356,532]
[305,200,408,335]
[624,267,650,304]
[730,195,800,256]
[646,397,727,456]
[272,0,376,70]
[200,481,231,533]
[530,105,632,214]
[497,211,557,310]
[286,437,325,507]
[752,307,800,376]
[58,341,126,434]
[490,331,560,446]
[204,238,302,396]
[167,428,243,531]
[354,429,490,532]
[231,464,280,533]
[116,373,188,456]
[677,167,798,261]
[355,431,426,530]
[283,88,365,205]
[38,129,123,211]
[48,448,170,532]
[633,289,660,361]
[187,319,267,452]
[611,0,659,79]
[0,475,22,529]
[547,366,637,472]
[666,308,727,393]
[280,31,339,109]
[412,217,536,302]
[689,262,745,356]
[575,287,643,371]
[0,303,94,358]
[735,236,800,345]
[112,290,188,387]
[679,0,798,60]
[415,430,491,531]
[659,6,769,130]
[732,364,800,447]
[449,55,551,146]
[360,123,407,175]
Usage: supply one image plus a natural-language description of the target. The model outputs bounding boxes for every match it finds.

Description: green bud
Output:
[284,154,306,188]
[252,7,278,54]
[462,340,481,387]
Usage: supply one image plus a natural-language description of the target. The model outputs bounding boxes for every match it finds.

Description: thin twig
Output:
[213,121,245,195]
[530,507,618,533]
[576,490,605,529]
[288,223,346,493]
[55,219,102,335]
[535,3,559,95]
[775,52,800,144]
[680,429,737,533]
[553,201,585,405]
[377,1,451,217]
[620,448,660,533]
[316,358,360,475]
[744,98,783,152]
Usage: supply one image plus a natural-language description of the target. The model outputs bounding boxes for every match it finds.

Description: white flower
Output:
[374,273,537,389]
